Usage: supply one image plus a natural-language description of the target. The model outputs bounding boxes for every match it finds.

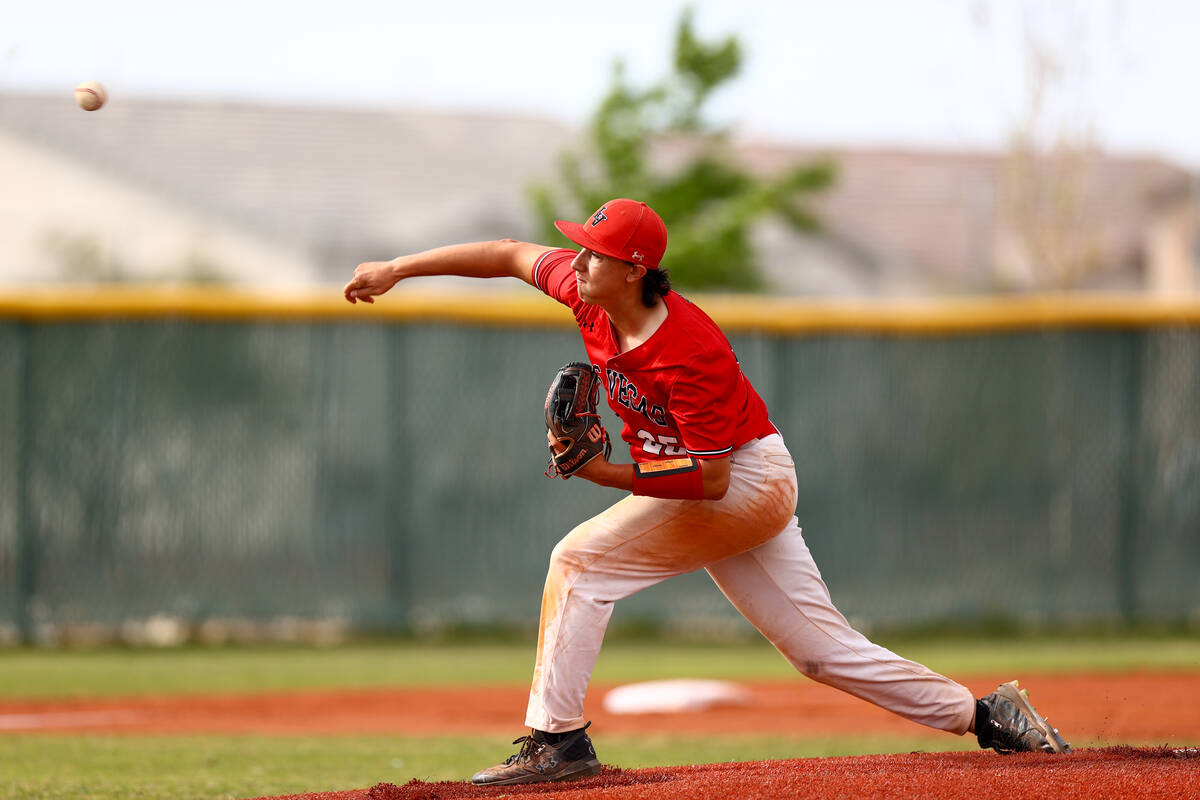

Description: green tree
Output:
[529,8,835,290]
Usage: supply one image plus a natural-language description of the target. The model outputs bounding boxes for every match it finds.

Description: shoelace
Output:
[506,721,595,766]
[504,735,544,766]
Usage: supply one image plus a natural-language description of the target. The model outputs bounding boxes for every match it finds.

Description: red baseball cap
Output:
[554,199,668,269]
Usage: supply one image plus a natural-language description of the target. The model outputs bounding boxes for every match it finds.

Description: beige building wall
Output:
[0,130,315,285]
[1144,202,1198,294]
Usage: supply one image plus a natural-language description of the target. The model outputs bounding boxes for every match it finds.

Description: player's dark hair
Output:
[640,267,671,307]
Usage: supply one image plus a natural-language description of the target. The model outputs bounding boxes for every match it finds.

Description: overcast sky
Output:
[4,0,1197,169]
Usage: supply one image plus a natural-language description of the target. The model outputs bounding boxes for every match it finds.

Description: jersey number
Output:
[637,430,686,457]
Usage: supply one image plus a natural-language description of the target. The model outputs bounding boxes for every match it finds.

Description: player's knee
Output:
[548,539,583,578]
[548,523,598,577]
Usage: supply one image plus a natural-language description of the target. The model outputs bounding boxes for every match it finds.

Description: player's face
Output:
[571,249,635,305]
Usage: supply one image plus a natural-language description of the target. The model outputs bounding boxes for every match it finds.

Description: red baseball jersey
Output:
[533,248,777,462]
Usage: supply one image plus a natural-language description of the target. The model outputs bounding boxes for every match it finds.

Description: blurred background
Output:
[3,0,1199,293]
[1,0,1198,647]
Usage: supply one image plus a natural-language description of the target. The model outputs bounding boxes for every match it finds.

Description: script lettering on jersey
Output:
[606,368,668,427]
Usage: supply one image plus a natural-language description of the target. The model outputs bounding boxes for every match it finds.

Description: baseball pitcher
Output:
[343,199,1070,786]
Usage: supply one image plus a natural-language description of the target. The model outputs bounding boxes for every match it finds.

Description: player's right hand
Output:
[343,261,400,304]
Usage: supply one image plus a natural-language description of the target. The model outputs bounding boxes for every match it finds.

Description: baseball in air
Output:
[74,81,107,111]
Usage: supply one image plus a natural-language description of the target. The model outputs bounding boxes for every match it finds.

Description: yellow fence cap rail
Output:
[2,285,1200,333]
[0,285,568,325]
[700,293,1200,333]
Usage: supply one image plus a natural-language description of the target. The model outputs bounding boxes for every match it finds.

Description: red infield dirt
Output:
[3,673,1198,799]
[291,749,1200,800]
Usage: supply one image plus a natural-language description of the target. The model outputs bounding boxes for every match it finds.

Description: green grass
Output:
[1,634,1198,699]
[0,732,977,800]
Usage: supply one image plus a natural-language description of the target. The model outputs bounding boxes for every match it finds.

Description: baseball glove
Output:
[544,361,611,478]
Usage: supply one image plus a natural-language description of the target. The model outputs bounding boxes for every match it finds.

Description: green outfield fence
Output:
[1,288,1198,644]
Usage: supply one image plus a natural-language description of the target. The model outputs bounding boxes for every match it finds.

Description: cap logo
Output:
[631,251,644,262]
[591,206,608,226]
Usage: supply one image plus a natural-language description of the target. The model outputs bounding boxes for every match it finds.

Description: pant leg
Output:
[524,439,797,732]
[704,442,976,734]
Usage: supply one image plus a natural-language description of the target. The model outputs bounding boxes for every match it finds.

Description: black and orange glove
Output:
[544,362,611,478]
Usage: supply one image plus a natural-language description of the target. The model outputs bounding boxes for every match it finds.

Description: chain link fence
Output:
[2,297,1197,644]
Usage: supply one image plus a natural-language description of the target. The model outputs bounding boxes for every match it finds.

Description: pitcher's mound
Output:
[258,747,1199,800]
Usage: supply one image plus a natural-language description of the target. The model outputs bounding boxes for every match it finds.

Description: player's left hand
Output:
[548,429,609,481]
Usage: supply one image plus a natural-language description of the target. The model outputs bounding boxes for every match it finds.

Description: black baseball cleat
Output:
[977,680,1071,754]
[470,721,602,786]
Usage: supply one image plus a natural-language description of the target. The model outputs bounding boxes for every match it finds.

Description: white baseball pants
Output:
[524,434,977,736]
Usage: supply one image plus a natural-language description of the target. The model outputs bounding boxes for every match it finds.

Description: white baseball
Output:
[75,81,107,111]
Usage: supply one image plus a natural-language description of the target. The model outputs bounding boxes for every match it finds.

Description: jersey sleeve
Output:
[532,248,584,313]
[669,350,742,458]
